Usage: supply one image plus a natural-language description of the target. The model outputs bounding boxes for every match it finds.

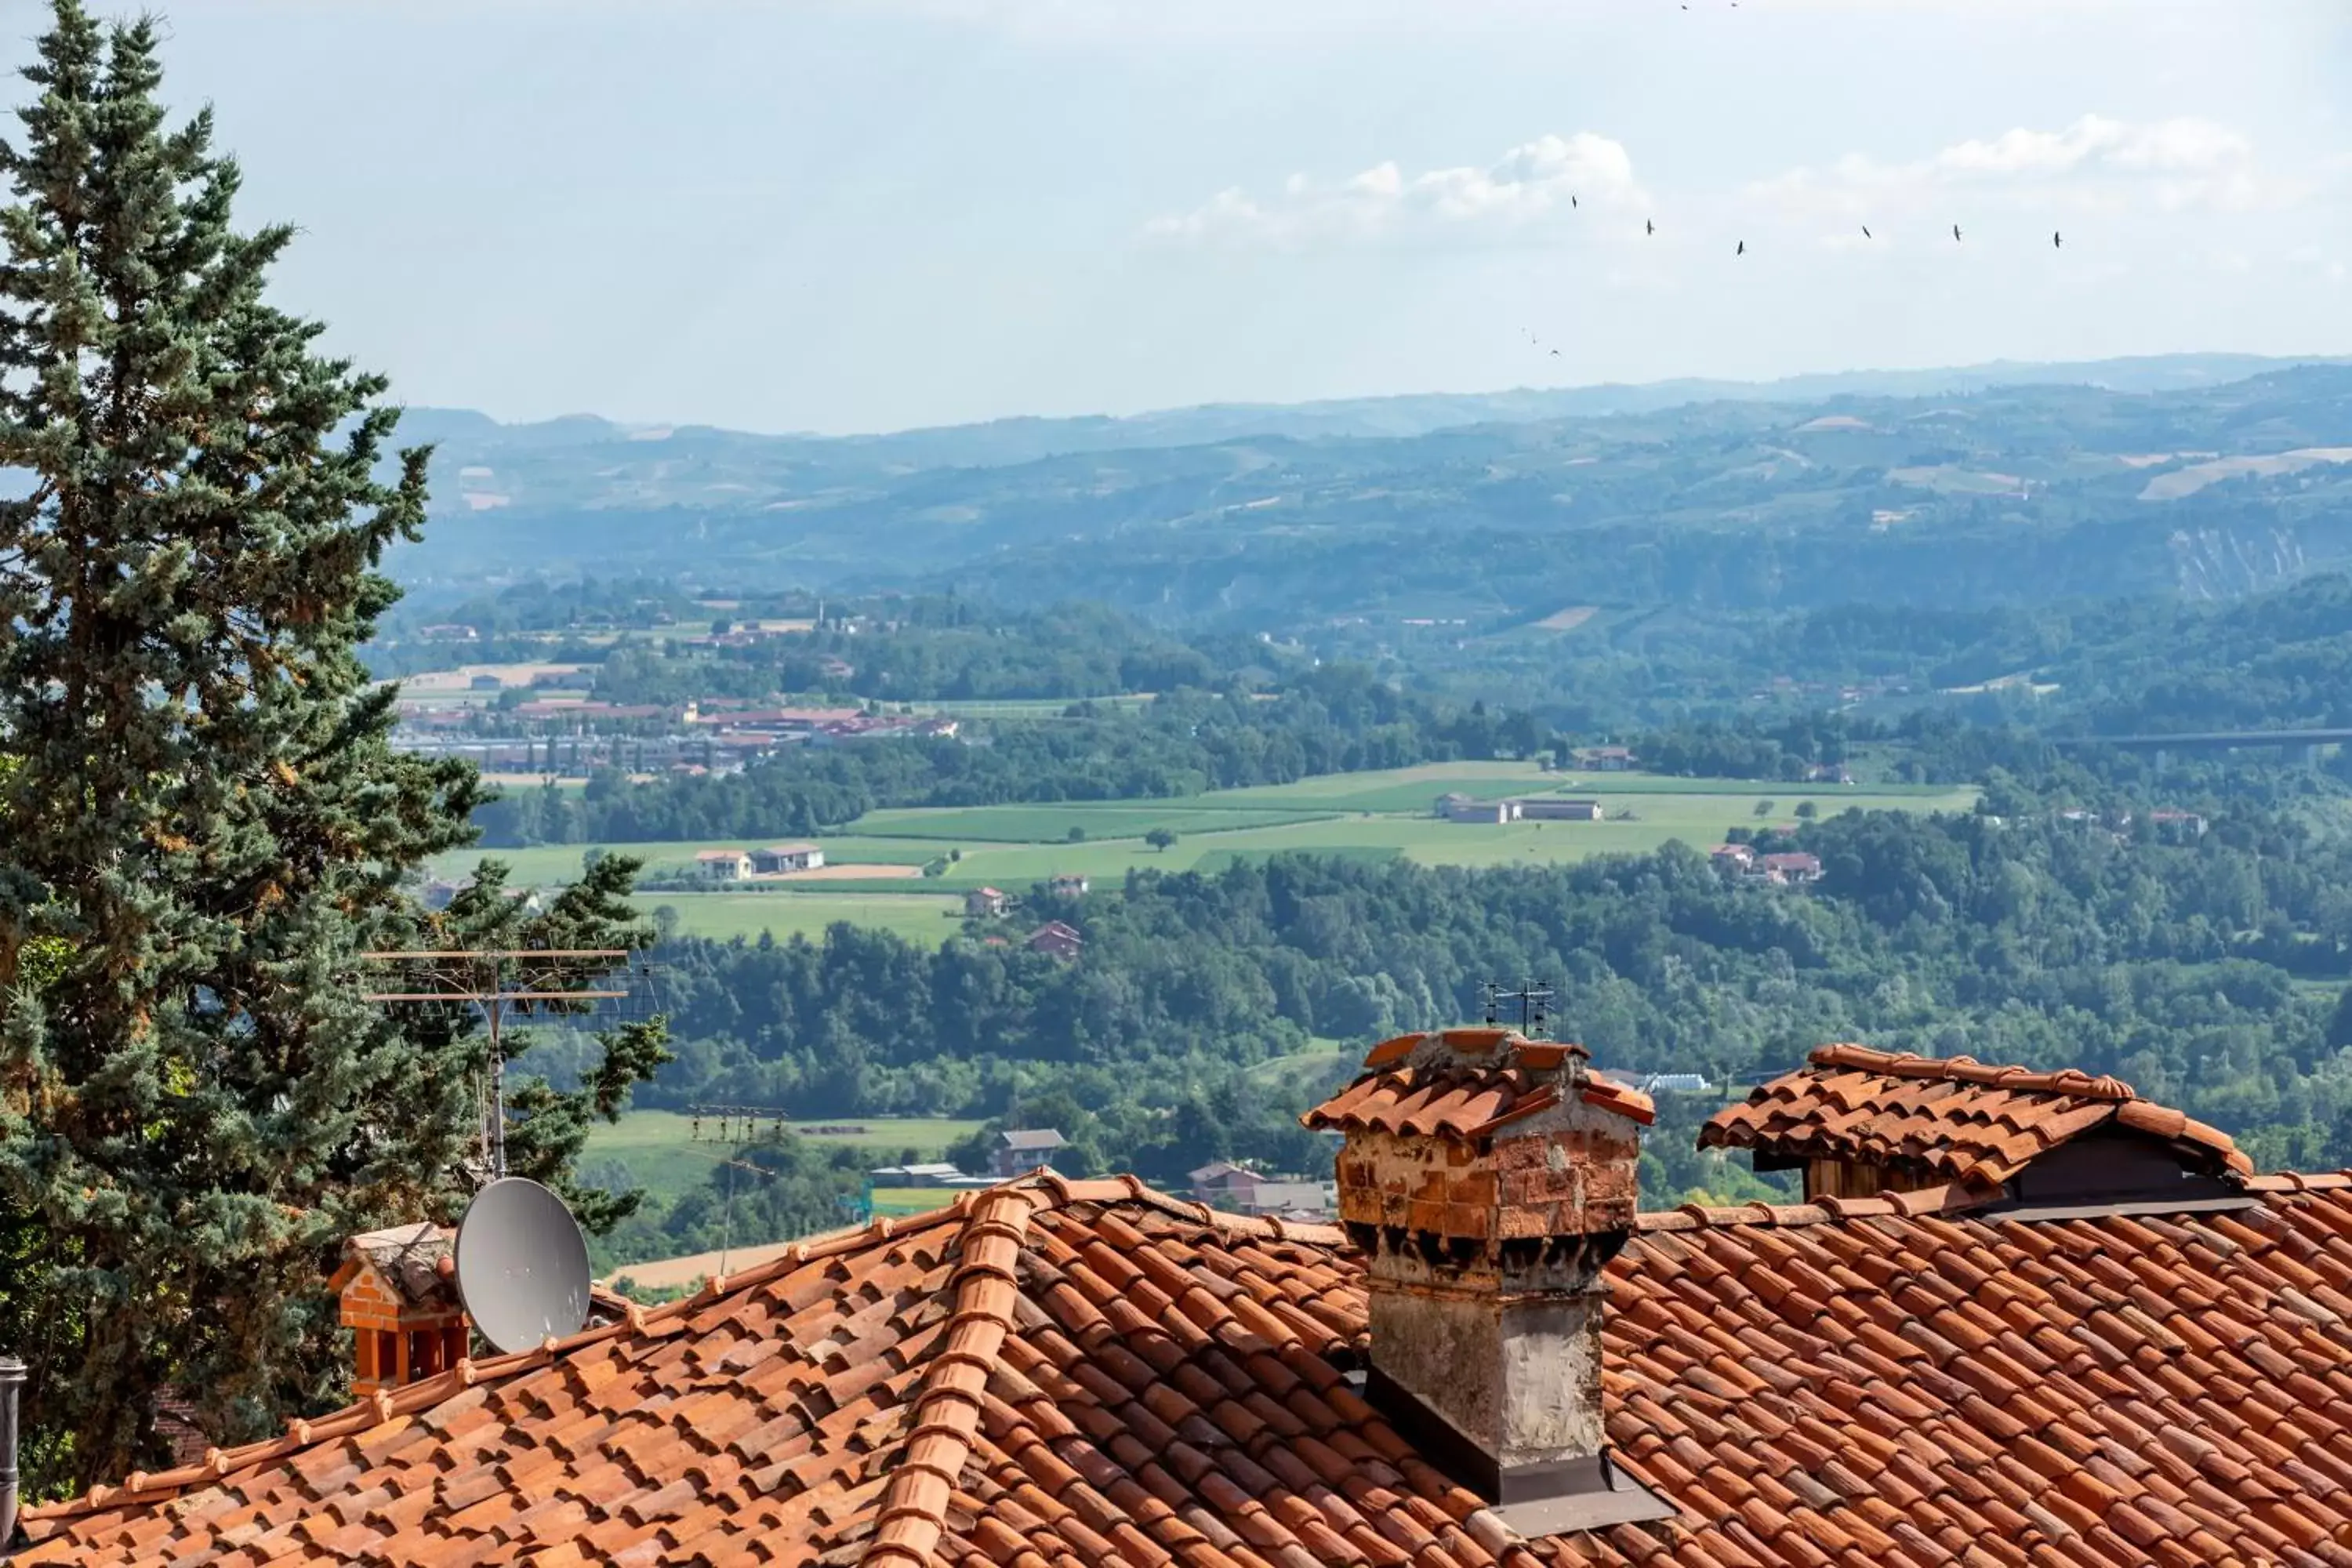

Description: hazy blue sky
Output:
[25,0,2349,432]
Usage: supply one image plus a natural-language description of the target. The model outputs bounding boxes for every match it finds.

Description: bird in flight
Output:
[2053,230,2063,249]
[1550,348,1562,357]
[1570,194,1578,209]
[1737,241,1745,256]
[1860,226,1872,239]
[1952,224,1962,243]
[1646,219,1655,236]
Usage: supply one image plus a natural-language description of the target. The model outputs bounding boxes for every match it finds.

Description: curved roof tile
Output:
[1304,1029,1656,1138]
[24,1171,2352,1564]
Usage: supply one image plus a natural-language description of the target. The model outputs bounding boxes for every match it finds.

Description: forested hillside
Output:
[393,361,2352,624]
[1323,571,2352,738]
[555,760,2352,1243]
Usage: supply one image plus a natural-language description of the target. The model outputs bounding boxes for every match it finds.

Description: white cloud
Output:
[1145,132,1645,249]
[1748,114,2301,227]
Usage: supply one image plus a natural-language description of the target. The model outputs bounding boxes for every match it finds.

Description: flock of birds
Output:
[1522,216,2067,357]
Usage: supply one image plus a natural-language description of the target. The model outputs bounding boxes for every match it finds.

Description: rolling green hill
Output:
[390,359,2352,626]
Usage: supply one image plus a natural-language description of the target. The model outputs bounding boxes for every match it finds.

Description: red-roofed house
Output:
[1702,1041,2252,1204]
[694,848,751,881]
[1025,920,1083,960]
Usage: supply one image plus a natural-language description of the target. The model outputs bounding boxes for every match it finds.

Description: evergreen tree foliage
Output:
[0,3,664,1492]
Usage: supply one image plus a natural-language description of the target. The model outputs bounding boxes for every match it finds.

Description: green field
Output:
[444,762,1980,939]
[1245,1045,1356,1098]
[1206,760,1562,811]
[849,804,1335,842]
[582,1109,983,1210]
[637,891,964,946]
[432,836,943,884]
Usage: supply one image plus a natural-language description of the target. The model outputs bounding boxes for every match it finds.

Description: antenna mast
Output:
[361,948,630,1181]
[1482,978,1555,1039]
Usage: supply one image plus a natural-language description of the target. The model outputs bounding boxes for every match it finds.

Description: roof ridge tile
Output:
[855,1185,1045,1568]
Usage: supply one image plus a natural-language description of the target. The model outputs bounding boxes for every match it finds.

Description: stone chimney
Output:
[1304,1028,1673,1533]
[329,1223,470,1397]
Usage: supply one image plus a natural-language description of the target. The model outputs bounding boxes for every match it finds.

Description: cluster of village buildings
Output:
[692,843,826,879]
[1706,843,1826,884]
[391,693,958,778]
[964,880,1089,960]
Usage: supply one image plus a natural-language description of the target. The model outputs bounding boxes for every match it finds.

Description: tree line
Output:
[574,764,2352,1222]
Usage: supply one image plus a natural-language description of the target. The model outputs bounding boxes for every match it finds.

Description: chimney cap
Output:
[1305,1029,1653,1139]
[332,1221,460,1309]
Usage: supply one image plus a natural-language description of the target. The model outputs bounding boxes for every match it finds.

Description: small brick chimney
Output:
[1305,1028,1672,1533]
[329,1223,470,1396]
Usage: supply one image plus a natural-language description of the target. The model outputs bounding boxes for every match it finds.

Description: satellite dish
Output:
[454,1177,592,1355]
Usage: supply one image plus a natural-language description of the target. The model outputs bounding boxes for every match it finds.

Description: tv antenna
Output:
[453,1177,592,1353]
[361,948,633,1181]
[687,1103,794,1144]
[1482,979,1555,1039]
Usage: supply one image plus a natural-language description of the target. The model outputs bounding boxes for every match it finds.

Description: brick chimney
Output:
[1305,1028,1673,1533]
[329,1223,470,1396]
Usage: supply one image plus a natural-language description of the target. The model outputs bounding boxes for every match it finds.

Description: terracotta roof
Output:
[1305,1028,1657,1138]
[30,1169,2352,1566]
[1703,1043,2253,1192]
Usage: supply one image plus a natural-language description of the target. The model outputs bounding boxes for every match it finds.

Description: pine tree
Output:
[0,2,665,1490]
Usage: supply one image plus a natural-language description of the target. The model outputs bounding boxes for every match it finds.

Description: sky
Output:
[12,0,2350,434]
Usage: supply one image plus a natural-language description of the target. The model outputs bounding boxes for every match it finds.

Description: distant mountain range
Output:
[398,350,2350,475]
[384,353,2352,625]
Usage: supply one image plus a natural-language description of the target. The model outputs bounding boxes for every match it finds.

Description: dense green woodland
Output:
[555,758,2352,1270]
[1425,573,2352,737]
[598,599,1258,706]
